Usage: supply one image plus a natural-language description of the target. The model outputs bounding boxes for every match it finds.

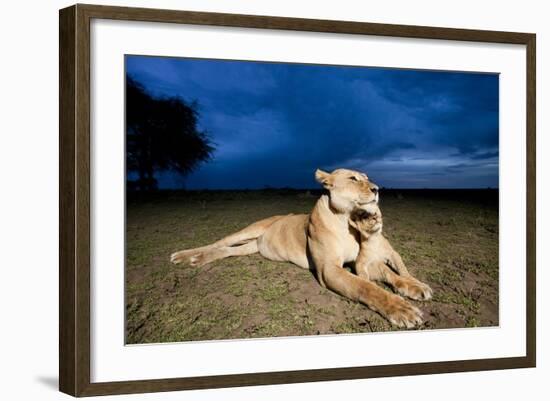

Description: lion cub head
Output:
[349,203,383,240]
[315,168,379,214]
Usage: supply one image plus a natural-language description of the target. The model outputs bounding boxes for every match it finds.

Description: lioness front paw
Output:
[383,297,423,328]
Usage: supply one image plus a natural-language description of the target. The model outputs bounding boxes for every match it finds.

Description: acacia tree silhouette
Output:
[126,76,215,191]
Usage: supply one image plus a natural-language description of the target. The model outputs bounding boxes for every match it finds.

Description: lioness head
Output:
[315,168,379,214]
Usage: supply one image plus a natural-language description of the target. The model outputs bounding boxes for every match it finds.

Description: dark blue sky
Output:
[126,55,499,189]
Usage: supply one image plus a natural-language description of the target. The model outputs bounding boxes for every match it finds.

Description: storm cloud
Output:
[126,55,499,189]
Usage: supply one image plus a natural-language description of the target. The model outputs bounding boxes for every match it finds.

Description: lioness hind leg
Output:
[188,241,259,267]
[170,246,212,265]
[374,262,433,301]
[210,215,287,248]
[170,215,286,265]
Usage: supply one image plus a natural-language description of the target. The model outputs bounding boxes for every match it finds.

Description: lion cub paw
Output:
[396,279,433,301]
[383,296,423,328]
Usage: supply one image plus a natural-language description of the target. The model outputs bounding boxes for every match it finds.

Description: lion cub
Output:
[349,204,433,327]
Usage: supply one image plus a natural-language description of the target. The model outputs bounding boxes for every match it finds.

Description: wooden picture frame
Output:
[59,3,536,397]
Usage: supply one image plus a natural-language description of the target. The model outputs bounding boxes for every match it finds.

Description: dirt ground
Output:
[125,189,498,344]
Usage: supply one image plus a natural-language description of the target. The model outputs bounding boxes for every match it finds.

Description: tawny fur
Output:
[170,168,429,328]
[348,204,433,327]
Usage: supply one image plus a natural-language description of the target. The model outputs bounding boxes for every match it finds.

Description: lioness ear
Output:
[315,169,332,188]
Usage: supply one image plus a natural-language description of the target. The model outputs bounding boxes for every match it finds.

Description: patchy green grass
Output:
[126,189,498,343]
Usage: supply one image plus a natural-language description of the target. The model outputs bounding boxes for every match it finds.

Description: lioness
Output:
[349,204,432,327]
[171,168,426,327]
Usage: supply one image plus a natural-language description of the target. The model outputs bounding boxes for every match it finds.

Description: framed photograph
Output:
[59,4,536,397]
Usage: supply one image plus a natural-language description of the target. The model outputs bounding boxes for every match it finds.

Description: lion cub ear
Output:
[315,169,333,188]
